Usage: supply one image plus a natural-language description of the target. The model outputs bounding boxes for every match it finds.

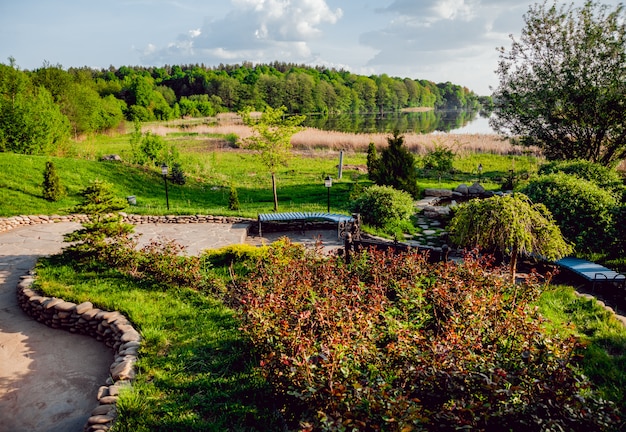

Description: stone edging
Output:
[0,213,255,233]
[17,273,141,432]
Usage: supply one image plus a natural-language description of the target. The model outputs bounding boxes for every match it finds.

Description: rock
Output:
[468,182,485,195]
[424,188,453,198]
[454,184,469,195]
[91,404,115,416]
[88,414,115,425]
[100,154,122,162]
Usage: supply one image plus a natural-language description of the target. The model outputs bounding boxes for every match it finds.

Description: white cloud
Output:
[142,0,342,65]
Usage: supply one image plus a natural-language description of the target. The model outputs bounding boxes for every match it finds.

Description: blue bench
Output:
[258,212,354,239]
[555,257,626,291]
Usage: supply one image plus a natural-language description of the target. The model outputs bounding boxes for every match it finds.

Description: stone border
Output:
[17,273,141,432]
[0,213,255,233]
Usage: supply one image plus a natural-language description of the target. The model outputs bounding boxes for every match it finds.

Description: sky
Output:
[0,0,620,96]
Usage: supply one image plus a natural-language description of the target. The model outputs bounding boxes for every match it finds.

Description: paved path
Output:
[0,223,111,432]
[0,221,341,432]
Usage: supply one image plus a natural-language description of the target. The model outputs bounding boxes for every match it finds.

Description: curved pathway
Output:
[0,223,112,432]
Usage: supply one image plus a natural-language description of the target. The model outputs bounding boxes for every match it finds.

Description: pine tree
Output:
[229,185,240,211]
[373,131,419,198]
[42,160,64,201]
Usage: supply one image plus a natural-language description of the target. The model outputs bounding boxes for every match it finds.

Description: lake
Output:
[302,110,496,135]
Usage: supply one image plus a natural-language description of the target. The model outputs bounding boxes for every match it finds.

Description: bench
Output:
[258,212,355,239]
[555,257,626,291]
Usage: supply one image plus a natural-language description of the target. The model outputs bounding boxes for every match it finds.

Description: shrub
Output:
[368,131,419,198]
[202,243,267,268]
[519,173,617,253]
[448,193,572,282]
[422,144,455,173]
[538,159,624,196]
[234,242,619,430]
[42,160,64,201]
[349,184,414,228]
[228,185,240,211]
[169,161,186,185]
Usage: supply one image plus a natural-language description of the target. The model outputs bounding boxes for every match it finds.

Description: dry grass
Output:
[143,115,537,157]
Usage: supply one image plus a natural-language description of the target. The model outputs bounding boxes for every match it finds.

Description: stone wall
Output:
[17,274,140,432]
[0,213,255,233]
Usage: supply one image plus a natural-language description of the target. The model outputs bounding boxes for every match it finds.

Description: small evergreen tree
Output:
[229,185,240,211]
[366,142,380,182]
[371,131,419,198]
[42,160,64,201]
[64,180,132,259]
[170,161,186,185]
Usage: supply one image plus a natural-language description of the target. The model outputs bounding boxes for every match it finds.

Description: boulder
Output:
[454,184,469,195]
[100,154,122,162]
[468,182,485,195]
[424,188,453,198]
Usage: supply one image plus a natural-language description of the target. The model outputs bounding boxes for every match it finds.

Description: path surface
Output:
[0,221,341,432]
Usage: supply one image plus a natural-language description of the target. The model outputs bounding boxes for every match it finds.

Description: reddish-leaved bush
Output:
[234,240,619,431]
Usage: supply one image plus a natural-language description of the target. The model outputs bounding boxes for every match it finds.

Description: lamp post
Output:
[324,176,332,213]
[161,163,170,210]
[478,163,483,183]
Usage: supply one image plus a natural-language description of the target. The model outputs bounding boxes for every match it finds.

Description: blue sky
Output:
[0,0,619,96]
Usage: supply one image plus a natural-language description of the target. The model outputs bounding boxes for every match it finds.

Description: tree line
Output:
[0,58,487,154]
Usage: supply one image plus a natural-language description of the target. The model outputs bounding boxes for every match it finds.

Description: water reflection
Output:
[302,110,495,134]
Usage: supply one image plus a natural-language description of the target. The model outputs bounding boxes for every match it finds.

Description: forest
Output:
[0,58,489,153]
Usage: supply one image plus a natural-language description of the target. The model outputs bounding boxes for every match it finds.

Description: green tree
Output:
[366,142,380,179]
[42,160,64,201]
[64,179,132,260]
[370,131,419,198]
[229,185,240,211]
[448,193,573,283]
[0,83,70,154]
[240,106,305,211]
[491,1,626,166]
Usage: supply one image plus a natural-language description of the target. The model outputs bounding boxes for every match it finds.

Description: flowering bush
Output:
[234,241,619,430]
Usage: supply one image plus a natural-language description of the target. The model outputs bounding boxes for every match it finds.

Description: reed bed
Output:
[145,120,538,157]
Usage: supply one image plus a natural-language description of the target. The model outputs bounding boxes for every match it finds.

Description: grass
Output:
[537,285,626,410]
[34,254,283,431]
[0,126,538,218]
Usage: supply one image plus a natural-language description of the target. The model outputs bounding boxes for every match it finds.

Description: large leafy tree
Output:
[0,62,70,154]
[491,1,626,166]
[448,193,573,283]
[240,106,305,212]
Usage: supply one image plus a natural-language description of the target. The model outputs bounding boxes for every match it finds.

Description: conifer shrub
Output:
[228,184,240,211]
[234,242,619,430]
[169,161,186,185]
[42,160,64,201]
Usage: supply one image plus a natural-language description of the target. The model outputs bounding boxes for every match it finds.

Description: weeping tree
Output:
[448,193,573,283]
[240,106,305,212]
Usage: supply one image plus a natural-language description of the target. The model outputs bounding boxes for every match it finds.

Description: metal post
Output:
[161,164,170,211]
[324,176,332,213]
[338,150,344,179]
[164,176,169,210]
[327,186,330,213]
